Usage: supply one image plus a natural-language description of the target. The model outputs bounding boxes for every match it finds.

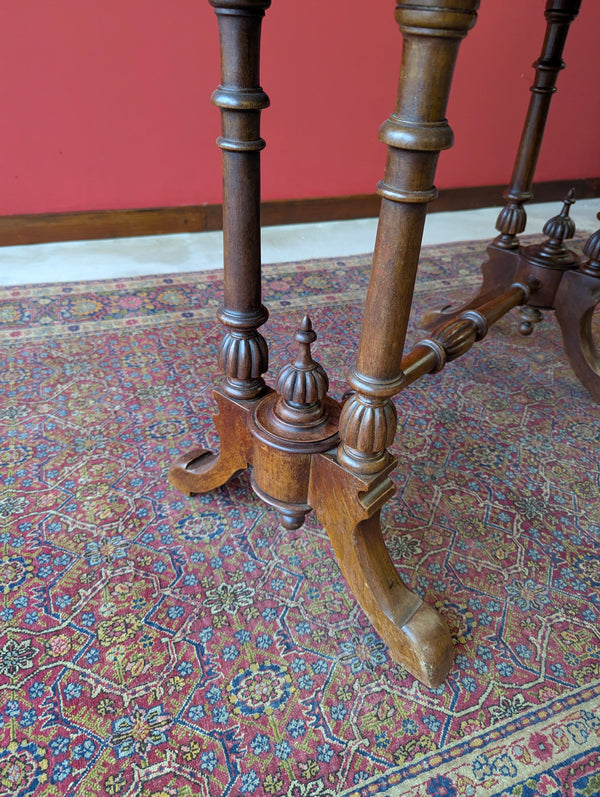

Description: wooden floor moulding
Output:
[1,178,598,247]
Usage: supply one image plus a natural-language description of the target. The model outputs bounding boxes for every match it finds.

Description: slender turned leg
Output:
[494,0,582,251]
[420,0,582,329]
[169,0,271,495]
[317,0,479,687]
[339,0,478,470]
[214,0,270,403]
[339,1,478,473]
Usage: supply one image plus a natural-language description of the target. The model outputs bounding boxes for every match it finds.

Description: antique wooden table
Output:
[169,0,599,686]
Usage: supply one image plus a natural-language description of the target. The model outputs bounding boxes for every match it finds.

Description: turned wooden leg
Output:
[169,0,271,494]
[322,1,478,682]
[493,0,582,251]
[554,225,600,402]
[339,0,478,474]
[213,0,271,403]
[420,0,582,330]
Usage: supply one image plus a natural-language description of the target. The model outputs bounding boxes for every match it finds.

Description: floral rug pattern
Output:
[1,238,599,796]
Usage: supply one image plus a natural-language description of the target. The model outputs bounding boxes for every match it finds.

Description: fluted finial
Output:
[519,189,579,271]
[580,213,600,278]
[275,316,329,426]
[540,189,576,255]
[291,316,318,371]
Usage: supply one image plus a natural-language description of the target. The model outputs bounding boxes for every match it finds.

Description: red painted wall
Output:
[1,1,598,216]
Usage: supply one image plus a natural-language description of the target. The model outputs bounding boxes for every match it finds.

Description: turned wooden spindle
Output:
[403,279,538,384]
[338,0,479,475]
[168,0,274,496]
[494,0,582,249]
[211,0,271,400]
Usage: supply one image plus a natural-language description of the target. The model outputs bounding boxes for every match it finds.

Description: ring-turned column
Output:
[339,0,479,474]
[494,0,582,250]
[211,0,271,400]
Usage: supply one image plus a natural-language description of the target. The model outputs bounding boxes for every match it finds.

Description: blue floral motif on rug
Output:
[0,239,599,796]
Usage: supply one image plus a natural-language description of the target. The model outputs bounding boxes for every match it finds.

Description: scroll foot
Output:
[309,452,453,688]
[168,388,258,496]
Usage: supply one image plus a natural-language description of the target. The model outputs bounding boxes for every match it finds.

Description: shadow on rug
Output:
[1,239,599,796]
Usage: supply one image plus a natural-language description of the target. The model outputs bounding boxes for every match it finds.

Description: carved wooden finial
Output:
[519,189,579,271]
[275,316,329,426]
[291,315,318,371]
[540,189,576,256]
[580,213,600,278]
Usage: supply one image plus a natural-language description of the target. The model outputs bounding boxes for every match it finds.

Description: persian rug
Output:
[1,237,599,797]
